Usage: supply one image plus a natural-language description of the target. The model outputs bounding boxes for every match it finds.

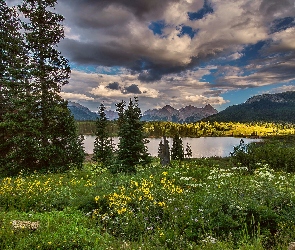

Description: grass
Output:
[1,157,295,249]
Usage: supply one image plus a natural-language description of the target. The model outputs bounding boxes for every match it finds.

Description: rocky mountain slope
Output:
[68,102,98,121]
[142,104,218,122]
[68,101,217,122]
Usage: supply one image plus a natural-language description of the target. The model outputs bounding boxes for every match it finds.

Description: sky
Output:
[7,0,295,112]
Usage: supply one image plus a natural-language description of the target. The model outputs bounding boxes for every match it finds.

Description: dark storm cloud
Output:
[59,39,138,67]
[259,0,293,16]
[124,84,142,94]
[106,82,121,90]
[203,90,224,97]
[104,82,142,95]
[60,38,204,83]
[61,0,180,22]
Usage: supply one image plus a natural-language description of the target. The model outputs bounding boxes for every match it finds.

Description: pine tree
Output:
[92,103,114,166]
[0,1,35,175]
[16,0,84,172]
[171,134,184,160]
[185,143,193,159]
[115,97,150,173]
[158,136,170,166]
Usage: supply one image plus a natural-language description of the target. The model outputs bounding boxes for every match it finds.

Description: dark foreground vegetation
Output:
[1,138,295,249]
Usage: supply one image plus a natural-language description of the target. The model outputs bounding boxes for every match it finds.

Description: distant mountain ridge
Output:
[142,104,218,122]
[68,101,98,121]
[205,91,295,123]
[68,101,217,122]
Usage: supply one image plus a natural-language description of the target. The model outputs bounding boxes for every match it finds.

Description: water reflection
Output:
[83,136,261,158]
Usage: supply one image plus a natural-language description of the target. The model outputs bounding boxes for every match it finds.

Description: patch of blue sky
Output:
[70,63,124,75]
[188,0,213,21]
[70,63,97,73]
[96,66,123,75]
[178,26,199,39]
[240,41,268,62]
[211,40,271,68]
[269,16,295,34]
[201,69,217,83]
[148,20,166,36]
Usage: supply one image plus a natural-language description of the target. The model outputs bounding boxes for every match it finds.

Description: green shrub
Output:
[231,140,295,172]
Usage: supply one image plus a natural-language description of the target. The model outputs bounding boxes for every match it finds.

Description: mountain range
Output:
[68,91,295,123]
[67,102,119,121]
[67,101,217,122]
[205,91,295,123]
[141,104,218,122]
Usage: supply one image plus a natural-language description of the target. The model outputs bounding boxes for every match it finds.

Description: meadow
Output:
[1,139,295,250]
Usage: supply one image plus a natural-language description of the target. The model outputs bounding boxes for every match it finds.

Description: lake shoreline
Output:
[83,136,262,158]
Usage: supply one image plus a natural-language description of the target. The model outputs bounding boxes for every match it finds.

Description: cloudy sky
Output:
[8,0,295,112]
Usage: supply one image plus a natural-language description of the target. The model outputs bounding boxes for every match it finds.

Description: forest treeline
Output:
[77,120,295,138]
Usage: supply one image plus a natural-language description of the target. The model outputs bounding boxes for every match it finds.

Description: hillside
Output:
[205,91,295,122]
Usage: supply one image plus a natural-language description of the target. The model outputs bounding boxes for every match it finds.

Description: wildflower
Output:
[176,186,183,193]
[117,207,127,214]
[157,201,166,207]
[202,235,217,244]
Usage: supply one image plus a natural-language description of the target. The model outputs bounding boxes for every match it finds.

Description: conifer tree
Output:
[16,0,84,172]
[158,136,170,166]
[185,143,193,159]
[0,1,35,175]
[171,134,184,160]
[92,103,114,166]
[115,97,150,173]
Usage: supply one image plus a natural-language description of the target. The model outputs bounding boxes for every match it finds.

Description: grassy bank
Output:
[1,155,295,249]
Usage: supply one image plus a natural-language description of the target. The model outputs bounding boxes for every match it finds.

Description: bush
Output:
[230,140,295,172]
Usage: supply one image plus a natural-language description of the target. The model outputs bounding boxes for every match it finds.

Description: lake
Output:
[83,136,261,158]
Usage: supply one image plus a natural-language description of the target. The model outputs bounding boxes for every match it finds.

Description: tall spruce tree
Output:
[92,103,113,166]
[171,134,184,160]
[0,1,35,176]
[185,143,192,159]
[115,97,150,173]
[16,0,84,172]
[158,136,170,166]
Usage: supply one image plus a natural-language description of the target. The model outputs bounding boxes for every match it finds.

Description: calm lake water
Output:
[83,136,261,158]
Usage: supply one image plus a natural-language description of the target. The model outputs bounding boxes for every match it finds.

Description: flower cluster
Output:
[94,172,184,217]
